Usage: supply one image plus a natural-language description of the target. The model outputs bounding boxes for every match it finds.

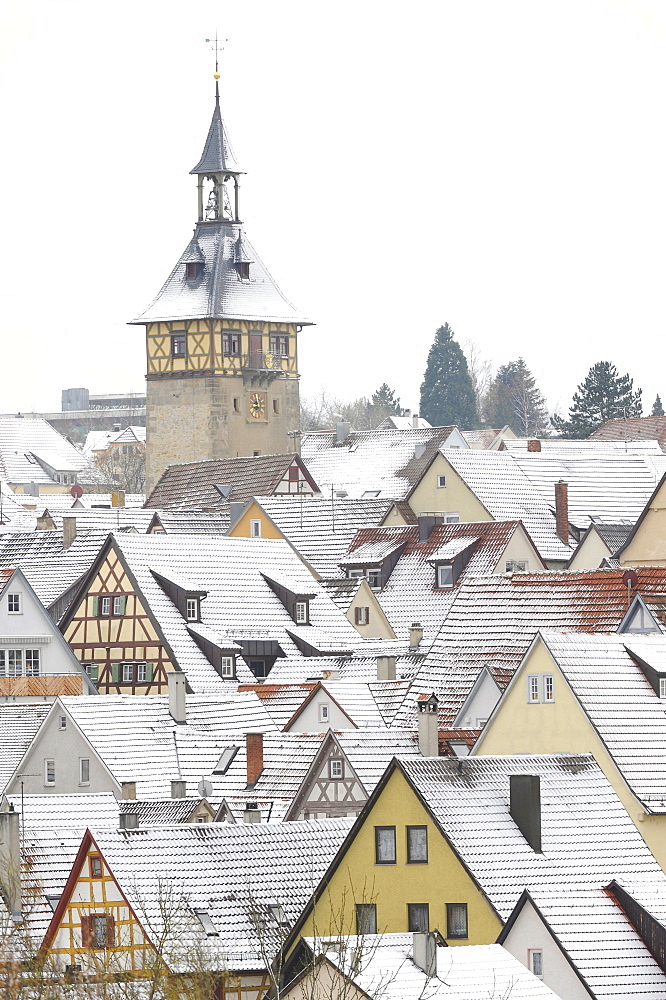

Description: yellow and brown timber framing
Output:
[146,319,298,377]
[59,536,180,696]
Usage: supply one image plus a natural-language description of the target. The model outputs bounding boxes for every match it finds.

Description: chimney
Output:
[412,931,437,977]
[0,809,21,920]
[527,439,541,452]
[171,779,186,799]
[111,490,126,508]
[509,774,542,852]
[376,656,396,681]
[412,413,420,429]
[417,694,439,757]
[63,516,77,550]
[554,480,569,545]
[229,501,245,527]
[246,732,264,786]
[409,623,424,650]
[168,672,187,724]
[418,516,439,543]
[336,422,350,445]
[119,812,139,830]
[121,781,136,801]
[243,801,262,824]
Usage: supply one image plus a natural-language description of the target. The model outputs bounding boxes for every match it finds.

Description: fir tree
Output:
[652,394,665,417]
[483,358,549,436]
[370,384,401,415]
[419,324,479,428]
[552,361,642,438]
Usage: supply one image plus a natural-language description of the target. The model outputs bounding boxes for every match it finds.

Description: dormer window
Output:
[236,261,250,280]
[294,600,309,624]
[186,597,200,622]
[436,564,454,588]
[185,261,203,280]
[660,679,666,700]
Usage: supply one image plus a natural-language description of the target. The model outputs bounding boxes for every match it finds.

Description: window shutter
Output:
[92,597,100,617]
[105,914,115,948]
[81,915,91,948]
[118,596,127,615]
[145,662,154,682]
[111,663,120,684]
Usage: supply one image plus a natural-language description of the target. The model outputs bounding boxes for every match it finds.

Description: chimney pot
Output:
[121,781,136,801]
[246,732,264,786]
[63,516,77,550]
[171,779,186,799]
[412,413,420,429]
[168,672,187,723]
[554,480,569,545]
[376,656,396,681]
[510,774,542,852]
[409,623,424,650]
[527,439,541,452]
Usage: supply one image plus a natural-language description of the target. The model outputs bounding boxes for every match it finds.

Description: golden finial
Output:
[214,72,220,80]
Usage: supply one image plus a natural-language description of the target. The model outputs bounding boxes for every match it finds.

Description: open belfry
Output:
[132,70,312,493]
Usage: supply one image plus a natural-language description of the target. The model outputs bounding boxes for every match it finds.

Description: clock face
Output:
[248,392,266,419]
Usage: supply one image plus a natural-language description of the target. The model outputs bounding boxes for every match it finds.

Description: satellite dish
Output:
[622,570,639,590]
[70,485,84,499]
[198,778,213,798]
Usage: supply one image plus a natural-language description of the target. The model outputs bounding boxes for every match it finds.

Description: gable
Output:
[346,579,396,640]
[621,482,666,566]
[287,737,367,820]
[285,689,357,733]
[228,500,284,541]
[493,525,545,574]
[408,455,492,522]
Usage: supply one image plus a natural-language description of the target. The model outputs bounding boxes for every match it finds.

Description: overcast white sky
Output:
[1,0,665,420]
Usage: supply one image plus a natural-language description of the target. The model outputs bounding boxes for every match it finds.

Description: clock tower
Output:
[131,75,312,493]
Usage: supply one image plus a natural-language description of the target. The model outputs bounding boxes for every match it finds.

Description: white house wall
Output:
[502,897,590,1000]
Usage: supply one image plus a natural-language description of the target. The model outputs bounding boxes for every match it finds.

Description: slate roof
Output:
[82,819,352,969]
[593,522,634,553]
[144,454,315,511]
[131,222,310,325]
[301,426,464,500]
[0,418,88,485]
[301,935,560,999]
[245,496,394,578]
[190,90,243,175]
[590,415,666,450]
[396,567,666,726]
[396,755,666,998]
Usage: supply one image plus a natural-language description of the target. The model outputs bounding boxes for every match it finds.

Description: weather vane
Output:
[205,32,228,79]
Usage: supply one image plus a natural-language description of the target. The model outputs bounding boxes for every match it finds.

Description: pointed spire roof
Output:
[190,83,243,176]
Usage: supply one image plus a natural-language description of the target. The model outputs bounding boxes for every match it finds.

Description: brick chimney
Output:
[554,480,569,544]
[63,516,77,550]
[246,733,264,786]
[527,439,541,452]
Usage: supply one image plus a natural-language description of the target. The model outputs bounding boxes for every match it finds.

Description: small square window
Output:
[437,564,454,588]
[407,825,428,863]
[295,601,308,624]
[529,949,543,978]
[45,759,55,785]
[112,596,125,616]
[186,597,199,621]
[224,332,241,356]
[7,594,20,613]
[80,758,90,785]
[136,663,147,682]
[220,656,235,678]
[288,466,299,482]
[543,675,554,703]
[446,903,468,939]
[329,758,344,779]
[91,913,112,949]
[355,903,377,935]
[528,675,540,703]
[250,519,262,538]
[375,826,396,864]
[437,475,446,488]
[89,855,102,879]
[58,716,67,731]
[408,903,429,932]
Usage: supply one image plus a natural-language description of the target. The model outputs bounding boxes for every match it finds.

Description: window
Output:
[213,746,239,774]
[58,715,67,731]
[355,903,377,935]
[329,758,344,779]
[45,759,55,785]
[528,675,540,703]
[367,568,381,589]
[250,519,262,538]
[270,334,289,356]
[84,663,99,683]
[348,569,364,579]
[543,674,554,702]
[288,466,299,482]
[122,663,133,683]
[136,663,148,683]
[436,564,454,588]
[355,606,370,626]
[362,490,381,498]
[7,650,22,677]
[80,758,90,785]
[249,659,268,679]
[223,331,241,355]
[185,261,202,280]
[233,397,241,412]
[7,594,20,613]
[319,704,330,724]
[660,678,666,700]
[506,559,528,574]
[89,855,102,878]
[220,656,235,678]
[407,826,428,864]
[529,949,543,978]
[100,597,111,617]
[273,399,280,414]
[25,649,40,676]
[186,597,199,621]
[171,333,186,358]
[437,475,446,488]
[295,601,308,624]
[112,596,126,616]
[408,903,429,932]
[444,513,460,524]
[446,903,468,938]
[82,914,114,950]
[375,826,396,864]
[237,261,250,280]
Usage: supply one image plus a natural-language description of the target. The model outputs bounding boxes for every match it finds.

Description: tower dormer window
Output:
[236,261,250,280]
[186,261,203,280]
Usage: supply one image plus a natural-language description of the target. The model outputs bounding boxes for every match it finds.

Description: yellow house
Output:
[473,629,666,870]
[617,473,666,566]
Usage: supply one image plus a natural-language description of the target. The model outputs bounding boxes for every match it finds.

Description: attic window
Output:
[185,261,203,280]
[506,560,528,574]
[186,597,200,622]
[294,601,309,624]
[194,909,219,937]
[236,261,250,280]
[436,564,454,588]
[362,490,380,498]
[660,678,666,699]
[214,746,239,774]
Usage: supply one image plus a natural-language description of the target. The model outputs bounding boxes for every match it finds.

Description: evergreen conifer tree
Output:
[552,361,642,438]
[483,358,549,436]
[652,394,665,417]
[419,324,479,428]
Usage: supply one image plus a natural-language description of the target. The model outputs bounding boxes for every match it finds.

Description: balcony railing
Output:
[242,351,289,372]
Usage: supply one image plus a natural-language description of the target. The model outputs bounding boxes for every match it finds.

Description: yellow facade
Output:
[146,319,299,378]
[475,639,666,870]
[228,501,285,542]
[620,482,666,566]
[345,578,395,639]
[408,455,492,521]
[296,768,502,947]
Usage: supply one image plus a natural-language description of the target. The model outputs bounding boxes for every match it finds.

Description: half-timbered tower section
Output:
[131,76,313,493]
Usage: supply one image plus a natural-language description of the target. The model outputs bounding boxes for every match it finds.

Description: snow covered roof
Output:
[0,704,54,791]
[0,418,88,485]
[0,528,108,609]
